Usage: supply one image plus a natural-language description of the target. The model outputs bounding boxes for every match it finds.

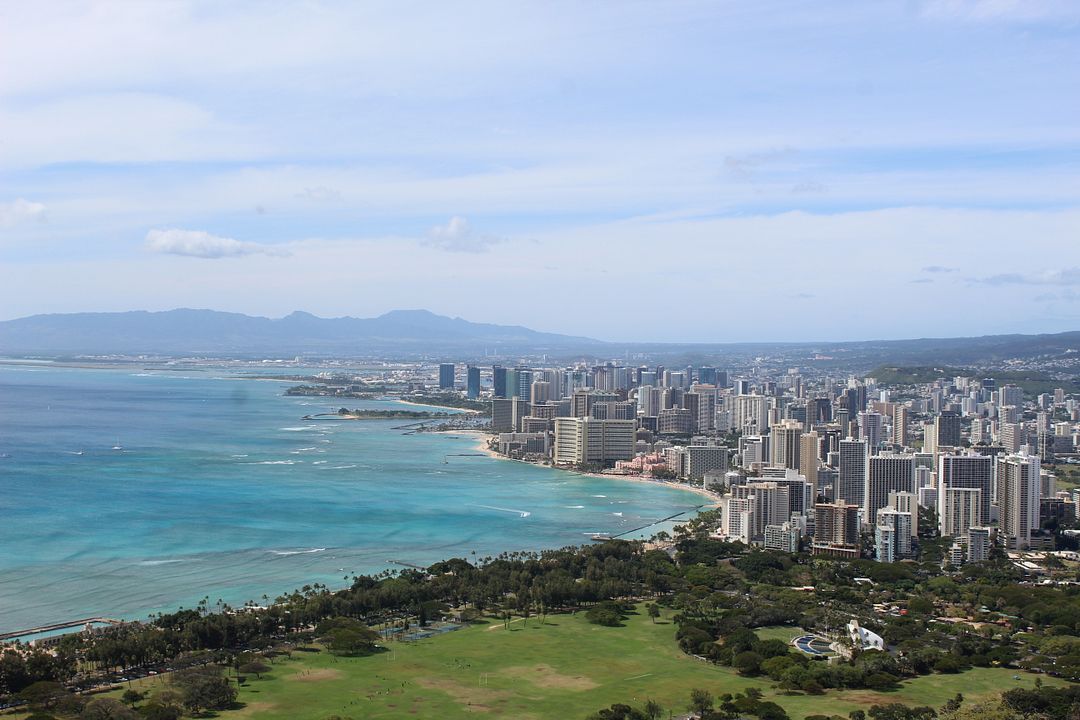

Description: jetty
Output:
[1,617,123,644]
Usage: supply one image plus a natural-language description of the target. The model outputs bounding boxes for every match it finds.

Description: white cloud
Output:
[423,216,506,253]
[145,229,285,259]
[0,198,46,228]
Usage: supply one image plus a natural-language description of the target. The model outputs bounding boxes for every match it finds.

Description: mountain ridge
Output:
[0,308,602,356]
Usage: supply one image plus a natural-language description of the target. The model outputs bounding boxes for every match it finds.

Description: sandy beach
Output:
[394,397,483,414]
[441,429,721,506]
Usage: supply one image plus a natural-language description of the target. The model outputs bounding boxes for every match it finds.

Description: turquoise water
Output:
[0,365,702,633]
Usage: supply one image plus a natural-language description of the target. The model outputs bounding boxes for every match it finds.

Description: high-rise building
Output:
[934,411,962,448]
[938,453,993,529]
[466,366,481,399]
[730,481,790,540]
[1000,422,1024,453]
[940,486,982,538]
[837,438,867,509]
[967,527,992,563]
[892,405,909,446]
[875,508,912,563]
[888,490,919,537]
[552,417,635,466]
[492,366,507,398]
[731,394,770,435]
[439,363,455,390]
[491,398,514,432]
[812,500,860,557]
[764,522,800,553]
[799,431,820,491]
[687,445,729,480]
[770,419,804,470]
[864,453,915,528]
[530,380,552,405]
[996,451,1041,550]
[857,412,883,453]
[999,384,1024,408]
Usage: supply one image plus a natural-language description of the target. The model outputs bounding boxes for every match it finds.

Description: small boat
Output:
[112,439,123,451]
[590,533,613,541]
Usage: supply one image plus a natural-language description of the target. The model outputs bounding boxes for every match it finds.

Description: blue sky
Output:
[1,0,1079,342]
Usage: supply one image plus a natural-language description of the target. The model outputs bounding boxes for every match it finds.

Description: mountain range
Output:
[0,309,601,356]
[1,309,1079,369]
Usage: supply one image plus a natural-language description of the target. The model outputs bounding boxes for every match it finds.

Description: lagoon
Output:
[0,364,702,633]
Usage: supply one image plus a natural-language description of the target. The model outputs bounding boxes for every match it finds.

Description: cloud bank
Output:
[145,229,285,259]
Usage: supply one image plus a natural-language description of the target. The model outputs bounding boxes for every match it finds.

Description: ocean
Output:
[0,364,703,633]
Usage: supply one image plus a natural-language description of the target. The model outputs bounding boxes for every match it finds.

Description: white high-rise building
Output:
[996,451,1041,550]
[875,508,912,562]
[731,394,770,436]
[552,417,635,467]
[888,490,919,537]
[770,419,804,470]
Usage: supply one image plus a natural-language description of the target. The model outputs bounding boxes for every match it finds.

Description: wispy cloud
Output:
[922,265,959,273]
[0,198,45,228]
[145,229,286,259]
[423,216,506,253]
[972,267,1080,286]
[910,278,934,284]
[920,0,1080,22]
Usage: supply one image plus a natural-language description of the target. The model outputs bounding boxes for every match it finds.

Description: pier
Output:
[1,617,122,643]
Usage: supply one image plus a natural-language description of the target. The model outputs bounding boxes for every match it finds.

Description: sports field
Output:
[100,607,1063,720]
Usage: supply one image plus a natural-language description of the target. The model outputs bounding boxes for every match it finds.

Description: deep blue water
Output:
[0,364,701,633]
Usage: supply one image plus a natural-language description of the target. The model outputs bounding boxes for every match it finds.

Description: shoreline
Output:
[439,429,721,506]
[393,397,483,414]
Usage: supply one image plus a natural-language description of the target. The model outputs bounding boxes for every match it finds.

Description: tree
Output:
[733,650,764,676]
[239,660,271,679]
[80,698,138,720]
[317,617,380,655]
[688,688,714,715]
[120,689,143,708]
[643,698,664,720]
[587,704,648,720]
[647,604,661,624]
[171,665,237,714]
[18,681,74,712]
[139,702,182,720]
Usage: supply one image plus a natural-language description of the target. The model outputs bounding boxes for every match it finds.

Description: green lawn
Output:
[83,608,1066,720]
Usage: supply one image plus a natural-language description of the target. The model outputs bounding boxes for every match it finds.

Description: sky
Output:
[1,0,1079,343]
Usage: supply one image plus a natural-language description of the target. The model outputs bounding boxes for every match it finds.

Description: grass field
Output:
[77,607,1066,720]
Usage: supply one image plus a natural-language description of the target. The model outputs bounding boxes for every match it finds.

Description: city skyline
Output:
[2,1,1080,341]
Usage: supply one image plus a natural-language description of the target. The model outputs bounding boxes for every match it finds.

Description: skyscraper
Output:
[770,419,804,470]
[799,431,820,491]
[439,363,455,390]
[864,453,915,528]
[857,411,883,453]
[938,453,993,529]
[997,451,1041,550]
[837,438,867,509]
[466,365,481,399]
[875,508,912,563]
[934,411,962,448]
[553,417,635,466]
[492,366,507,398]
[812,500,860,558]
